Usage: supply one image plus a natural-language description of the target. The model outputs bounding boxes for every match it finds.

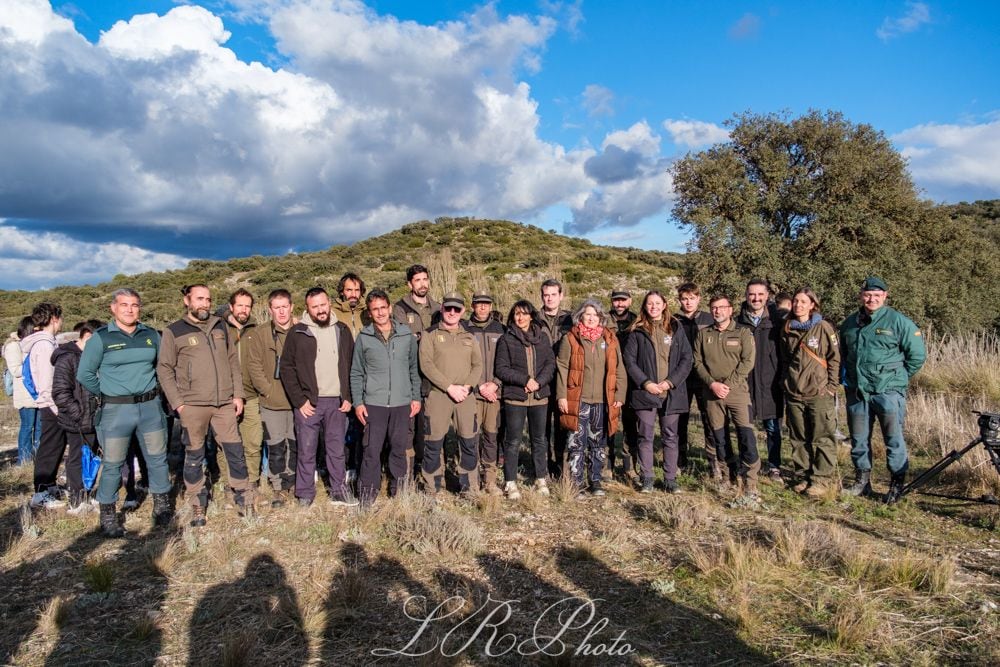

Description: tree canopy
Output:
[671,110,1000,332]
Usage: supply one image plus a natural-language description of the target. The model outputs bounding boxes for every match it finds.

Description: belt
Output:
[101,388,160,405]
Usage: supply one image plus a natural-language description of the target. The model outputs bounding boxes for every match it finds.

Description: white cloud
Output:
[570,122,674,232]
[0,222,189,289]
[728,12,760,40]
[582,84,614,117]
[893,118,1000,201]
[0,0,687,288]
[877,2,931,41]
[662,119,729,148]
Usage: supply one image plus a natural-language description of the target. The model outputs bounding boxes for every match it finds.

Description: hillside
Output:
[0,218,683,332]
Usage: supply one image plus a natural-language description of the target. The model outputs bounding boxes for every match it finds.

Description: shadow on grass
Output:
[188,551,307,667]
[553,546,773,665]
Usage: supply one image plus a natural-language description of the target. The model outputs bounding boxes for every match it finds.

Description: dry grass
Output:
[830,588,883,649]
[376,490,483,556]
[83,557,114,593]
[913,332,1000,404]
[648,495,714,531]
[37,596,70,637]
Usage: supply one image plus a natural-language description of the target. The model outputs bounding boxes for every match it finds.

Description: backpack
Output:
[22,355,38,400]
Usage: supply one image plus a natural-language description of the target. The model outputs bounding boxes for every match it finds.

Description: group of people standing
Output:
[3,265,926,536]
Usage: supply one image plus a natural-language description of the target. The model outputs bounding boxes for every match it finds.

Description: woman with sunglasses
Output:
[494,300,556,499]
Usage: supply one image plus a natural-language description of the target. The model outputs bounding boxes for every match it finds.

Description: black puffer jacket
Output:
[51,342,97,434]
[623,319,693,413]
[736,304,784,420]
[494,323,556,402]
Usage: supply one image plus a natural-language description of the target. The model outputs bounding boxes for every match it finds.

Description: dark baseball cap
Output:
[442,291,465,308]
[610,289,631,300]
[471,293,493,304]
[861,276,888,292]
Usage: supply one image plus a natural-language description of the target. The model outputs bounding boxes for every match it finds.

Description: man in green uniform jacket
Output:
[839,276,926,502]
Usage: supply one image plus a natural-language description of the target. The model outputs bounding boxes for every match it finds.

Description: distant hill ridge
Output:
[0,217,684,332]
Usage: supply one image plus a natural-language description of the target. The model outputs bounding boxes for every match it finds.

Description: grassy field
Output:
[1,337,999,666]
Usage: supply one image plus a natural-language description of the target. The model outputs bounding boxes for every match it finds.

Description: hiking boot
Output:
[271,490,289,509]
[189,503,207,527]
[330,493,360,508]
[534,479,550,497]
[885,472,906,505]
[297,498,313,508]
[792,479,809,494]
[842,469,871,497]
[30,491,66,510]
[664,479,682,495]
[591,480,606,497]
[67,500,95,516]
[122,498,140,512]
[764,467,782,483]
[504,481,521,501]
[152,493,174,527]
[100,504,124,538]
[640,477,654,494]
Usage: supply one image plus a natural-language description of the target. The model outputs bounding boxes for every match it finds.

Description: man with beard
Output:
[392,265,440,479]
[608,289,638,480]
[332,273,371,338]
[245,289,297,507]
[217,288,262,503]
[158,285,250,526]
[736,279,785,482]
[331,273,370,486]
[351,289,421,505]
[462,293,505,494]
[280,287,357,507]
[693,294,760,507]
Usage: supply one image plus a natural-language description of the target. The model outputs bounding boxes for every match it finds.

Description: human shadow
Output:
[0,521,105,663]
[43,521,181,665]
[553,546,773,665]
[321,541,438,663]
[187,552,307,667]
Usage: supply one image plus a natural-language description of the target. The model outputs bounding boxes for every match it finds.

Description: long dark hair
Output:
[506,300,540,329]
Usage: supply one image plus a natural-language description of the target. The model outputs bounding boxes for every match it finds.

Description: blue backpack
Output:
[22,355,38,400]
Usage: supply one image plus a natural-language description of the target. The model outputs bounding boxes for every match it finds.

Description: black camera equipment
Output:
[889,411,1000,505]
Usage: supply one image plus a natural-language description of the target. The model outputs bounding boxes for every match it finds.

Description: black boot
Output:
[152,493,174,527]
[190,503,207,527]
[842,469,871,497]
[100,504,124,538]
[885,472,906,504]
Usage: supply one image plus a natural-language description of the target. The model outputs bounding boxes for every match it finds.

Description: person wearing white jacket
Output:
[21,303,65,510]
[4,318,40,465]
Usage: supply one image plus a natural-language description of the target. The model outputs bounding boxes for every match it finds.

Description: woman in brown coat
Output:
[556,299,626,498]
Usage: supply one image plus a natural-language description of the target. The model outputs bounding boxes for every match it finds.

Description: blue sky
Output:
[1,1,998,289]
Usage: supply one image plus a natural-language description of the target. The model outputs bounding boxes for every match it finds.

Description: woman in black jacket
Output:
[623,291,693,493]
[493,300,556,500]
[51,320,102,512]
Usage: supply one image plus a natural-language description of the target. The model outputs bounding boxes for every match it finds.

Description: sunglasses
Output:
[443,305,463,313]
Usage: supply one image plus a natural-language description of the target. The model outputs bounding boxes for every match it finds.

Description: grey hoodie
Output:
[20,330,57,411]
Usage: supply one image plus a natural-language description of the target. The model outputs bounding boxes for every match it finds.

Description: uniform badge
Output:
[187,336,198,346]
[663,335,672,345]
[807,337,820,349]
[408,314,415,324]
[829,334,838,346]
[437,335,445,343]
[145,338,153,346]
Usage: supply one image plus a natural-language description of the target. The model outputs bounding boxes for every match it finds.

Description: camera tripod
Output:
[890,411,1000,505]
